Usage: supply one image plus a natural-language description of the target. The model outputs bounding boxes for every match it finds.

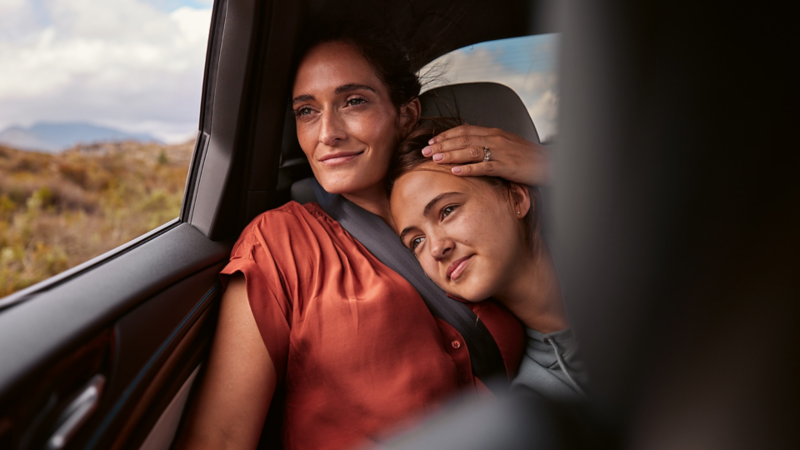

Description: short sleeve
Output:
[220,214,293,383]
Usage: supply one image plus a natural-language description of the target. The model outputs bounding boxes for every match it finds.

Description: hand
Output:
[421,124,551,186]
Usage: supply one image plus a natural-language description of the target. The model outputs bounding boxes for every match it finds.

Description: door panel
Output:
[0,223,229,449]
[0,0,282,447]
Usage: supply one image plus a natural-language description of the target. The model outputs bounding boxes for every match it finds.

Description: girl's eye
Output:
[346,97,366,107]
[410,236,425,251]
[441,205,458,219]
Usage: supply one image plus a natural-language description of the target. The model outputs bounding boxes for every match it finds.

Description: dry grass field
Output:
[0,140,193,297]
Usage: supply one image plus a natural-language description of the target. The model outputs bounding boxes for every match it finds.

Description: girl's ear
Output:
[399,97,421,133]
[509,183,532,219]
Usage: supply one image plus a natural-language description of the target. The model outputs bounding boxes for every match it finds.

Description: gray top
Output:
[511,327,588,401]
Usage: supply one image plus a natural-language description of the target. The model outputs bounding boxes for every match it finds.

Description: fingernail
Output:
[428,139,435,145]
[432,153,443,162]
[451,166,462,174]
[421,146,432,156]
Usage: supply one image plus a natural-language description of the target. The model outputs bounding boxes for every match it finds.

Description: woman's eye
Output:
[293,106,313,117]
[346,97,366,107]
[410,236,425,251]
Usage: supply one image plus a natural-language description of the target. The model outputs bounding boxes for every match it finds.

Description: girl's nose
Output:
[319,110,346,146]
[429,234,454,260]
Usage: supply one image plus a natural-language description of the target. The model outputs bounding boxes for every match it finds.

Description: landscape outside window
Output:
[0,0,212,296]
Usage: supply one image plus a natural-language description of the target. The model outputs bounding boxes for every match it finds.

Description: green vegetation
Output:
[0,140,193,297]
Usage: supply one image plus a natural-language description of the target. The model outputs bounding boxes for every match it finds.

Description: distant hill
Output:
[0,122,161,153]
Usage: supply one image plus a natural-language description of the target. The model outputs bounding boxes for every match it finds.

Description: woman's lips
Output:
[319,150,364,166]
[447,255,473,281]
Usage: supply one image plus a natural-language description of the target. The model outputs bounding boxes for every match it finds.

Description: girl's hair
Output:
[387,118,541,250]
[295,24,425,109]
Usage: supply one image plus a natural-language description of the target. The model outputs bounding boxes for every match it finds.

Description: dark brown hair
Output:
[387,119,541,250]
[295,24,424,110]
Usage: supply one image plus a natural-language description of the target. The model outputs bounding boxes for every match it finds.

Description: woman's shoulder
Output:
[244,201,329,233]
[231,201,330,251]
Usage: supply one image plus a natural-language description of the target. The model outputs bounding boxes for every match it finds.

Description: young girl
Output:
[389,121,588,401]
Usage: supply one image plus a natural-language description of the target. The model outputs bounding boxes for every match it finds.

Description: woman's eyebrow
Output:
[292,93,314,104]
[292,84,374,105]
[334,83,376,95]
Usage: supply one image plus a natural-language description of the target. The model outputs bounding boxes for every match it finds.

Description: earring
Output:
[517,211,520,214]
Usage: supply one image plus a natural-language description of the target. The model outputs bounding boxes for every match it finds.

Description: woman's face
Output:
[292,41,416,195]
[390,163,532,302]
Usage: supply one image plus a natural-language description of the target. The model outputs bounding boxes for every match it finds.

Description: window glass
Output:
[0,0,212,296]
[420,34,559,143]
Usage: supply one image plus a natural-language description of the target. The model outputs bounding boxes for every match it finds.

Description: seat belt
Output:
[311,179,508,389]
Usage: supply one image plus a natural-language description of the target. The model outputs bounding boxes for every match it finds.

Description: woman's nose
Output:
[429,235,454,260]
[319,110,346,146]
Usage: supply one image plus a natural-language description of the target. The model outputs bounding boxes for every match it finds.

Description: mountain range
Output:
[0,122,161,153]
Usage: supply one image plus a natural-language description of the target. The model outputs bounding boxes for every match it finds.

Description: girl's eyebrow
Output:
[399,191,461,241]
[423,192,460,216]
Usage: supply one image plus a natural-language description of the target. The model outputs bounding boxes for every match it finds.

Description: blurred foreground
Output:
[0,140,193,296]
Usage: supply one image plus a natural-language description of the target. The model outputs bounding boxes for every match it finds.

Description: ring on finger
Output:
[483,147,491,162]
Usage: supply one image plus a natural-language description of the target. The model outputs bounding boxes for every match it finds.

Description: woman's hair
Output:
[387,118,541,250]
[294,24,424,109]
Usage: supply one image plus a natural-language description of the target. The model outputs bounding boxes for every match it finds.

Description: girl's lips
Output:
[447,255,473,281]
[319,151,364,166]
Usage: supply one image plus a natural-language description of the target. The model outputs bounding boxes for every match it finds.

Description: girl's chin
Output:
[449,288,490,303]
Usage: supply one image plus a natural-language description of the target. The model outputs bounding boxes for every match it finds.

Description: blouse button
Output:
[451,340,462,350]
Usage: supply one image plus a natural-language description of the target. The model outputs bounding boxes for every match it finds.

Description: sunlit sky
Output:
[0,0,557,144]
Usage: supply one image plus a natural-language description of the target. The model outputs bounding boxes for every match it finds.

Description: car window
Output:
[0,0,212,297]
[420,34,558,143]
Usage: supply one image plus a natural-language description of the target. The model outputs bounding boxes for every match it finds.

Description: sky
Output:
[0,0,213,143]
[0,1,557,144]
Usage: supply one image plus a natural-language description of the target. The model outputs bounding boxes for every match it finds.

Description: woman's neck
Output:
[341,184,395,230]
[496,239,569,334]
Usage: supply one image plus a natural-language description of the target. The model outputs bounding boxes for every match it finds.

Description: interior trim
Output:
[139,365,201,450]
[84,284,219,450]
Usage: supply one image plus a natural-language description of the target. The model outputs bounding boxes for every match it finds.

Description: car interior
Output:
[0,1,554,448]
[1,0,795,449]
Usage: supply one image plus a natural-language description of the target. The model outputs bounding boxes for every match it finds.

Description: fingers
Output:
[430,146,486,164]
[451,161,496,177]
[422,133,495,158]
[428,124,496,145]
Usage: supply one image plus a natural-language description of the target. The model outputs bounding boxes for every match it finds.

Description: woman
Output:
[177,30,549,450]
[388,121,588,402]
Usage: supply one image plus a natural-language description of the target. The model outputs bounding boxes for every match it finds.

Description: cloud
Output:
[420,36,559,142]
[0,0,211,143]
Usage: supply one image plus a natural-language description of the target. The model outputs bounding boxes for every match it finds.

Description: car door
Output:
[0,1,302,448]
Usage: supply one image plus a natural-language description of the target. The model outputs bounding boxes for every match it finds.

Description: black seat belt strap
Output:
[311,179,508,389]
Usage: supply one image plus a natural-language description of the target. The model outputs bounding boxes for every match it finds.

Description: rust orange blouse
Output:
[220,201,523,450]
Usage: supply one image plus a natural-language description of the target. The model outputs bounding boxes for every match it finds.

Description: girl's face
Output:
[292,41,417,195]
[390,163,532,302]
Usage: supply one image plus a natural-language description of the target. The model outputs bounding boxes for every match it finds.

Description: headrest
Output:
[419,82,540,144]
[290,82,539,204]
